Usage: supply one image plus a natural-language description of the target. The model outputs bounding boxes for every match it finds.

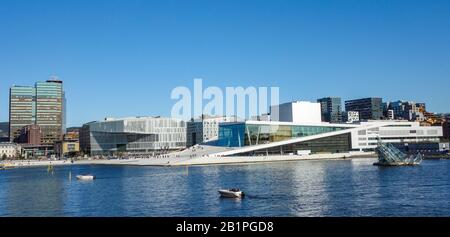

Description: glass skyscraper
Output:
[9,79,65,145]
[9,86,36,141]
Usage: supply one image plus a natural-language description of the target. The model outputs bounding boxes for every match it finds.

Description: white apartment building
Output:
[0,143,21,159]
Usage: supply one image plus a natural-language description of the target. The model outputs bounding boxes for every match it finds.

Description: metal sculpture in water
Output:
[374,139,422,166]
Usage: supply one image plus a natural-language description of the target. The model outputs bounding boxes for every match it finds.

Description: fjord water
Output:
[1,158,450,217]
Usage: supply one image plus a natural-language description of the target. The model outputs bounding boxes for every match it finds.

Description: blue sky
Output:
[1,0,449,127]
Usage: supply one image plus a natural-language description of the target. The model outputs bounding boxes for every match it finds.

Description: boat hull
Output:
[76,175,95,180]
[218,190,244,198]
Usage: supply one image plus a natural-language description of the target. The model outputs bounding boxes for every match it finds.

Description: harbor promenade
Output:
[1,150,376,168]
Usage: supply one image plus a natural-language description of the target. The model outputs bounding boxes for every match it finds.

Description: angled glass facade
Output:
[217,122,349,147]
[88,117,186,155]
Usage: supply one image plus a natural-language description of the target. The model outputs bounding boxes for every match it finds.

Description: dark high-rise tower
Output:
[345,98,383,120]
[317,97,342,123]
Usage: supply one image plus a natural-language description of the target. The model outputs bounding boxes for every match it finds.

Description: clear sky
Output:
[1,0,449,127]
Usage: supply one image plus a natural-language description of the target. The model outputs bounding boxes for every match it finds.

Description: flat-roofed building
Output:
[9,79,65,145]
[317,97,342,123]
[345,98,383,120]
[9,86,36,141]
[35,80,64,145]
[86,117,186,156]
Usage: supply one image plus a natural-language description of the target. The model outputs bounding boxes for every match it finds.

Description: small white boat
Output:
[219,188,245,198]
[76,174,95,180]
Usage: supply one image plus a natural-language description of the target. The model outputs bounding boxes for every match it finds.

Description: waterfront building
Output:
[342,111,360,123]
[17,124,41,145]
[79,122,95,156]
[9,86,36,141]
[85,117,186,156]
[21,144,53,159]
[386,100,426,121]
[9,79,65,145]
[317,97,342,123]
[54,127,81,157]
[270,101,322,124]
[0,143,21,159]
[186,115,239,147]
[345,98,383,120]
[54,140,80,157]
[35,80,64,145]
[212,120,442,156]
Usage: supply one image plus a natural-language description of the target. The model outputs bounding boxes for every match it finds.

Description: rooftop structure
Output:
[270,101,322,124]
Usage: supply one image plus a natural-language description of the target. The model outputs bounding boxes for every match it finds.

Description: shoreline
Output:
[1,151,378,169]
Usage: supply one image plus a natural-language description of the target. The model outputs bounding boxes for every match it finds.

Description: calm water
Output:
[1,158,450,217]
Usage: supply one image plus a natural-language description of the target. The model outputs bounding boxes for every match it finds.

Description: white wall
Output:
[350,121,443,150]
[271,101,321,124]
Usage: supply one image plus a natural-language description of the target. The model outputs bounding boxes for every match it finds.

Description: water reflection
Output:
[1,158,450,216]
[4,167,64,216]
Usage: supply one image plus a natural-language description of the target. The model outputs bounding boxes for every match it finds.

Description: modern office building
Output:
[317,97,342,123]
[79,122,95,156]
[212,120,443,156]
[270,101,322,124]
[35,80,64,145]
[345,98,383,120]
[186,115,239,147]
[342,111,360,123]
[85,117,186,156]
[17,124,42,145]
[9,86,36,141]
[9,79,65,145]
